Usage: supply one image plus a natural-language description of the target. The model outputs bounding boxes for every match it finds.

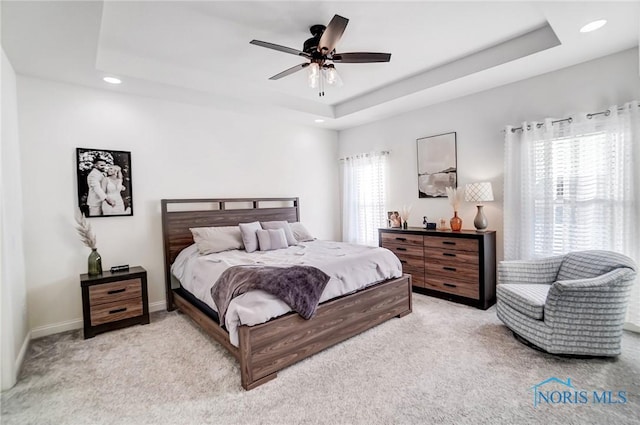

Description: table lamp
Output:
[465,182,494,231]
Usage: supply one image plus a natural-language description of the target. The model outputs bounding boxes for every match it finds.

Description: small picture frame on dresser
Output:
[387,211,401,228]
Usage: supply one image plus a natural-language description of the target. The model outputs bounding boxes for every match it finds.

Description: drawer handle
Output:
[396,247,407,251]
[107,288,126,295]
[443,283,457,288]
[109,307,127,314]
[442,241,456,245]
[443,253,456,257]
[443,266,457,272]
[400,260,407,264]
[395,237,407,242]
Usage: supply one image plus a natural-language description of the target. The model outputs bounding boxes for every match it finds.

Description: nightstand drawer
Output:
[90,298,143,326]
[424,276,479,299]
[381,232,424,246]
[89,278,142,305]
[424,237,478,252]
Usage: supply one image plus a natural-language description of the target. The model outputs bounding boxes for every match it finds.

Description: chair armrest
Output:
[544,268,636,327]
[497,256,563,285]
[551,268,636,292]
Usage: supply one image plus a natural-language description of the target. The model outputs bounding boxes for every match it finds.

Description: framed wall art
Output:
[76,148,133,217]
[417,132,457,198]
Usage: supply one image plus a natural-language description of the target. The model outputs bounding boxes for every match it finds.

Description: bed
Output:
[161,197,412,390]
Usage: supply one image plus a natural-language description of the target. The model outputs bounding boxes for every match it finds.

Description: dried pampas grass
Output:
[75,210,97,250]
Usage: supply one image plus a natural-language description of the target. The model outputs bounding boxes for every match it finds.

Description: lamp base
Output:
[473,205,488,231]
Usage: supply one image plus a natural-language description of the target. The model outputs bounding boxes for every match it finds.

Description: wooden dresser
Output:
[379,228,496,309]
[80,266,150,338]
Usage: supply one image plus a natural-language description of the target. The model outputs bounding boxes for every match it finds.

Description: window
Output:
[341,152,388,246]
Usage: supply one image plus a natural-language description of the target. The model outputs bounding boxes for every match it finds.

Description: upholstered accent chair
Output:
[496,250,637,356]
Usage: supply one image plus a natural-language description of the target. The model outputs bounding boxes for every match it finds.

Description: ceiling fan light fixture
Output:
[325,65,337,85]
[308,63,320,88]
[580,19,607,33]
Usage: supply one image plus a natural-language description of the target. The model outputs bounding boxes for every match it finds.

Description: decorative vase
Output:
[403,221,408,229]
[450,211,462,232]
[88,248,102,276]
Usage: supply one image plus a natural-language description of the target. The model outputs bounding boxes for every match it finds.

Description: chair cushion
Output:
[557,250,637,281]
[497,284,551,320]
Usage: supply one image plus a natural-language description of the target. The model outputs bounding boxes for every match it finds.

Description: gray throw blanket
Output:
[212,265,330,324]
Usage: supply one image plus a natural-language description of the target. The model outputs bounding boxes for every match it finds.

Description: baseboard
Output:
[31,318,83,339]
[30,300,167,339]
[149,300,166,312]
[15,331,31,376]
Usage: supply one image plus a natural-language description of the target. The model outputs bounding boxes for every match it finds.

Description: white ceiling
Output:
[2,1,639,130]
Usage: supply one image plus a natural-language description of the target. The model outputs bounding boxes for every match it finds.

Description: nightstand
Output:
[80,266,150,338]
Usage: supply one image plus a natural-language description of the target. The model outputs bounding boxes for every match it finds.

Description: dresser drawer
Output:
[90,297,143,326]
[424,237,478,253]
[89,279,142,305]
[424,275,479,299]
[381,232,424,247]
[425,249,479,270]
[383,242,424,260]
[426,262,479,283]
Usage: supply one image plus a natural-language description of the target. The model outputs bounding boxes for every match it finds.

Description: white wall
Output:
[1,49,29,390]
[16,76,339,336]
[338,48,640,261]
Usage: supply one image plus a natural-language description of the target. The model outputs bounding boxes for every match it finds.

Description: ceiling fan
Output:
[250,14,391,96]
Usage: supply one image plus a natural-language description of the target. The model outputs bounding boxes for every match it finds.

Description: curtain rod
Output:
[507,103,639,133]
[339,150,390,161]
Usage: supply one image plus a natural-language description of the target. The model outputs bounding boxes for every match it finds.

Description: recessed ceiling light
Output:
[314,119,325,123]
[580,19,607,33]
[103,77,122,84]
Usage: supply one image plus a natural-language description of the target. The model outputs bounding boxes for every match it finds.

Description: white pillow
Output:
[261,221,297,246]
[257,228,288,251]
[239,221,262,253]
[291,222,314,242]
[190,226,244,255]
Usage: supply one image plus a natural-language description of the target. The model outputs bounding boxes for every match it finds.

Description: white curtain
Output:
[504,101,640,327]
[341,151,389,246]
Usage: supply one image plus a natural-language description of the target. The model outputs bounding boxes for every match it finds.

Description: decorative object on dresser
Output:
[76,148,133,218]
[465,182,494,231]
[400,205,412,229]
[379,227,496,309]
[74,210,102,276]
[162,198,412,390]
[445,187,464,232]
[387,211,401,228]
[417,132,457,198]
[80,266,149,338]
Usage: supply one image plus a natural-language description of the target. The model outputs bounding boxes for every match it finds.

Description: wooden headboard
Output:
[160,197,299,310]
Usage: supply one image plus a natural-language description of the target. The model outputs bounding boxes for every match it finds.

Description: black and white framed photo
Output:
[76,148,133,217]
[417,132,457,198]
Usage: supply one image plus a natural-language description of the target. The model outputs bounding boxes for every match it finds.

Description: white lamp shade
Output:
[465,182,494,203]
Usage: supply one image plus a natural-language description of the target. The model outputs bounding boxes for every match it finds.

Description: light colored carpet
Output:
[1,294,639,425]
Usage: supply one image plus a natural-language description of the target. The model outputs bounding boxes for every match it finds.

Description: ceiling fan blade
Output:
[331,52,391,63]
[269,63,310,80]
[250,40,311,58]
[318,14,349,54]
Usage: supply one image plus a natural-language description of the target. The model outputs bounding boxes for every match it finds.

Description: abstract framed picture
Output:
[417,132,457,198]
[76,148,133,217]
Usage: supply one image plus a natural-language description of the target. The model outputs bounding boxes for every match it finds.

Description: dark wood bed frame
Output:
[161,197,412,390]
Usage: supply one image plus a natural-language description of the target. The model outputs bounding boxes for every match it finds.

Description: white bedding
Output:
[171,240,402,346]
